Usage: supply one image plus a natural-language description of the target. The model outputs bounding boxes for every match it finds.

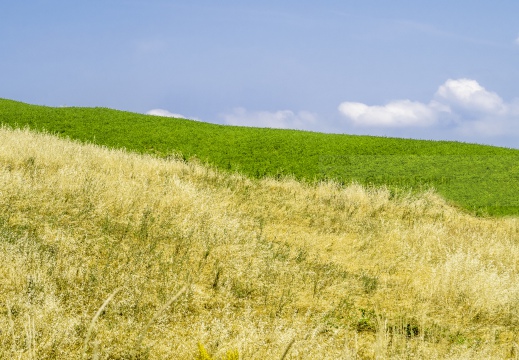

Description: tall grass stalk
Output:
[82,288,121,359]
[135,285,188,353]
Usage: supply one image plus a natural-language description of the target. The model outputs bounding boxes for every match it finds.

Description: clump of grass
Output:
[196,343,239,360]
[0,126,519,358]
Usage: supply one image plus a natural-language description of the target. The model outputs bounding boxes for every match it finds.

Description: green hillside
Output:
[1,98,518,216]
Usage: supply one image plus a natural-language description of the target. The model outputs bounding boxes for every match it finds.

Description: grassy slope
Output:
[1,127,519,359]
[1,98,518,216]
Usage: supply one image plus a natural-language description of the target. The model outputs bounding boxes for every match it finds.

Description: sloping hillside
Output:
[1,127,518,359]
[1,98,518,216]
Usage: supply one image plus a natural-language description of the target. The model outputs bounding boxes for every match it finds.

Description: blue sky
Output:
[2,1,519,148]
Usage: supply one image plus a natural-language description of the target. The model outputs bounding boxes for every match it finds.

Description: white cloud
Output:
[338,78,519,141]
[221,107,318,130]
[435,78,506,115]
[146,109,186,118]
[338,100,438,127]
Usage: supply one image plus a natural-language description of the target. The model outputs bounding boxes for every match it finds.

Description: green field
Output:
[1,98,518,216]
[2,111,519,358]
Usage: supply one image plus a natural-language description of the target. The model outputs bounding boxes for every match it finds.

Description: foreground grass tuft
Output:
[196,343,239,360]
[1,127,519,358]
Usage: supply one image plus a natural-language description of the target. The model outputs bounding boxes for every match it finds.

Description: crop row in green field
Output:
[1,98,518,216]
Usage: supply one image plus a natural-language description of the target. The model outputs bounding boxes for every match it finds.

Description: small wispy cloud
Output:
[396,20,504,48]
[147,109,186,118]
[220,107,318,130]
[338,78,519,140]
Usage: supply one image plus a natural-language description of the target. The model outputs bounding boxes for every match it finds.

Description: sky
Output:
[2,1,519,149]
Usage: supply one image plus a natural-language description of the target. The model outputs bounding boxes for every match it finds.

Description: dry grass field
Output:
[1,127,519,359]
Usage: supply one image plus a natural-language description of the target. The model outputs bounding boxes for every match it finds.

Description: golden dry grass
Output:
[1,127,519,359]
